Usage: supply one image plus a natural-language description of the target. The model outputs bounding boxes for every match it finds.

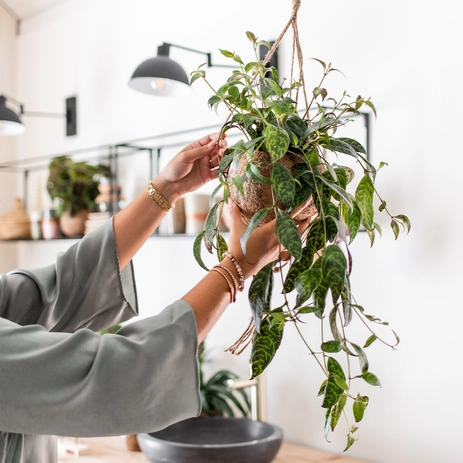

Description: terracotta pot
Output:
[59,209,89,237]
[228,150,318,224]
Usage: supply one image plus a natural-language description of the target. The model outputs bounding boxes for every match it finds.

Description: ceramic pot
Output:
[59,209,88,237]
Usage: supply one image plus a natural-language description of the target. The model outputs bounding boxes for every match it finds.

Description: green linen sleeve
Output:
[0,299,201,437]
[0,218,138,332]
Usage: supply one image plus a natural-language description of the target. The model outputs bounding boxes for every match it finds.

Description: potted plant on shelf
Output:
[47,155,109,237]
[190,2,410,451]
[197,340,251,418]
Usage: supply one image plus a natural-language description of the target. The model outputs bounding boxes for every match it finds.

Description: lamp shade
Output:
[128,44,191,97]
[0,96,25,136]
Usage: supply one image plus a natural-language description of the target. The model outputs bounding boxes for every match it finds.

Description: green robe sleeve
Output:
[0,218,201,462]
[0,218,138,332]
[0,300,200,437]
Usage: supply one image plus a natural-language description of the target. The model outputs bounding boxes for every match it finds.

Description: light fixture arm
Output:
[1,93,65,118]
[0,93,77,136]
[161,42,235,68]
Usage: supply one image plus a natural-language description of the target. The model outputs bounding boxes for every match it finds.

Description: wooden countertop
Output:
[58,436,371,463]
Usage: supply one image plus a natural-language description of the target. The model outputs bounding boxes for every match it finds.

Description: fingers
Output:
[228,200,247,234]
[180,132,227,154]
[180,136,227,167]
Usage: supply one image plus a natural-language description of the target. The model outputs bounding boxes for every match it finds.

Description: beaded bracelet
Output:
[224,252,245,291]
[210,267,236,303]
[214,264,238,294]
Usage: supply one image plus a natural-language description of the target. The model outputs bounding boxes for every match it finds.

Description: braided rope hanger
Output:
[261,0,309,111]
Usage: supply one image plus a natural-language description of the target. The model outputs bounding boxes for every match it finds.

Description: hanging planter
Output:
[191,0,410,451]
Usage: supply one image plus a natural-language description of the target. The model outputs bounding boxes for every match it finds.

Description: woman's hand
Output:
[151,133,226,204]
[226,200,313,280]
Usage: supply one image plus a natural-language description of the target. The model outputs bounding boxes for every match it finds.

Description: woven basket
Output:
[0,198,32,240]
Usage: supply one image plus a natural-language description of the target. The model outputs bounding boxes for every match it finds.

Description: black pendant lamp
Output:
[128,44,191,97]
[0,95,25,136]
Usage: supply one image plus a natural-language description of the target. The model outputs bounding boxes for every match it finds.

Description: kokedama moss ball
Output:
[228,150,318,224]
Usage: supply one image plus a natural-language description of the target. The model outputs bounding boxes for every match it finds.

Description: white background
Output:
[0,1,462,462]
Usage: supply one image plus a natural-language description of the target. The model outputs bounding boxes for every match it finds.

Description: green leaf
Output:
[329,307,342,342]
[322,245,347,304]
[248,262,273,333]
[264,125,290,162]
[331,393,347,431]
[362,372,382,386]
[247,162,272,185]
[286,115,307,138]
[316,173,353,211]
[345,198,362,243]
[364,334,377,348]
[337,137,367,154]
[204,202,219,245]
[391,219,400,239]
[294,267,322,307]
[313,275,329,315]
[342,278,353,326]
[190,70,205,85]
[283,244,315,293]
[321,375,343,408]
[395,214,412,234]
[344,433,356,452]
[250,316,284,379]
[231,174,246,197]
[355,174,375,230]
[245,31,257,44]
[193,231,209,272]
[327,138,359,158]
[306,219,326,252]
[332,374,348,391]
[327,356,346,380]
[353,394,369,422]
[220,49,235,58]
[216,232,228,261]
[240,208,270,259]
[276,209,302,260]
[324,409,332,441]
[207,94,222,108]
[351,343,369,373]
[272,163,295,209]
[321,340,342,353]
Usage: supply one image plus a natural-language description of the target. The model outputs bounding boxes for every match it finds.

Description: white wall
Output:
[1,1,462,462]
[0,6,19,272]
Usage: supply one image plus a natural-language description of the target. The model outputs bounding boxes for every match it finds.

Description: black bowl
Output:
[137,416,283,463]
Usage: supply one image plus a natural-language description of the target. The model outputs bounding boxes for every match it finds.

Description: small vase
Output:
[59,209,88,237]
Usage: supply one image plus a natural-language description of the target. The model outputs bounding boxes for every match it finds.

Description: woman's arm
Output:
[113,133,226,270]
[182,200,311,343]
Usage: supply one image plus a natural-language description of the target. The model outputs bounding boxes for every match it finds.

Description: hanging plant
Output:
[191,0,410,451]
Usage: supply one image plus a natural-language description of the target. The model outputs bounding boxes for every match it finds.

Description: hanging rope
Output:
[262,0,309,110]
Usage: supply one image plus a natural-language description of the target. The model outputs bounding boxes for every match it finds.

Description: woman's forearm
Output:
[181,270,231,344]
[112,185,169,270]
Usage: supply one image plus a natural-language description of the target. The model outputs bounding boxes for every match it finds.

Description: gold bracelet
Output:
[210,268,236,303]
[145,182,174,212]
[214,264,238,294]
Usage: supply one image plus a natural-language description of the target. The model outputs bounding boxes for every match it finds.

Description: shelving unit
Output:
[0,123,223,214]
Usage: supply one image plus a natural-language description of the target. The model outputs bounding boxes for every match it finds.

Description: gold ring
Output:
[209,158,215,169]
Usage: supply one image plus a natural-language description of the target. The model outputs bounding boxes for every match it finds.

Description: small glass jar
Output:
[41,208,61,240]
[29,210,43,240]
